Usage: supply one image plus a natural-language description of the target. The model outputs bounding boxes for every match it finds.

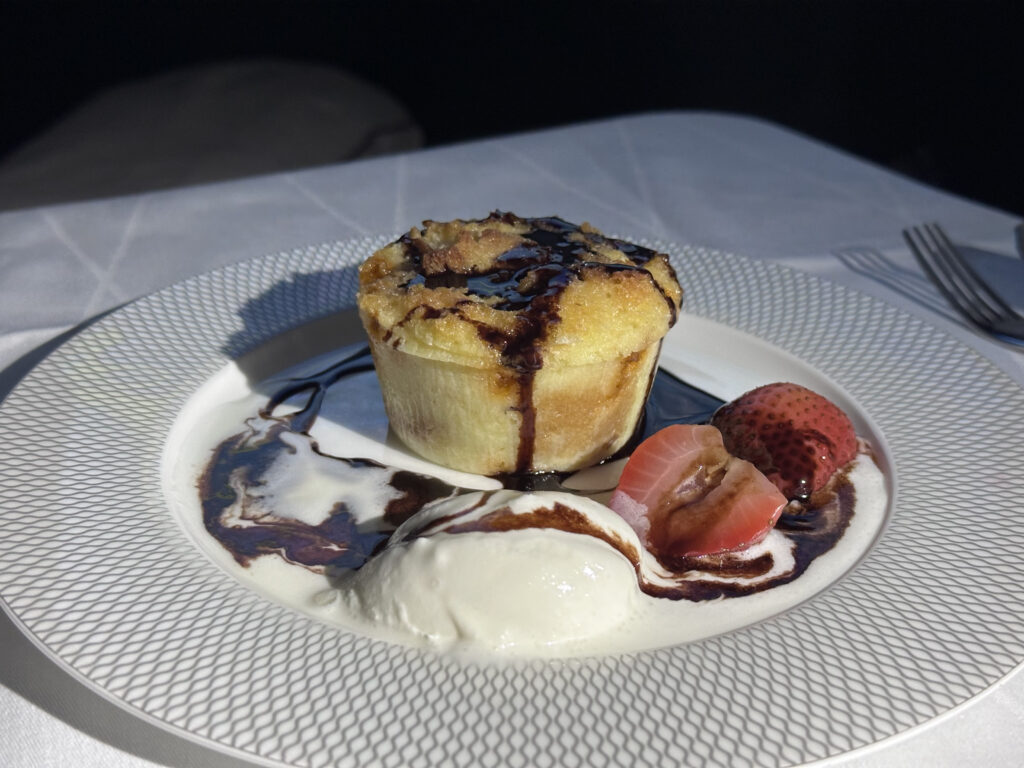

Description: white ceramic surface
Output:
[1,237,1022,767]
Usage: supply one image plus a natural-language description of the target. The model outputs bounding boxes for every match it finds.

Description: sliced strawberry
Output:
[710,383,858,500]
[608,424,787,558]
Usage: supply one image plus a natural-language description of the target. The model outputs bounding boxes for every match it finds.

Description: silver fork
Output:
[903,223,1024,346]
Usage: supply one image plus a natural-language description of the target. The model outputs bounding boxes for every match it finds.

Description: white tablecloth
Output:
[1,112,1021,767]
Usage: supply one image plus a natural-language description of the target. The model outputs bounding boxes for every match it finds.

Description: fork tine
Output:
[915,225,997,325]
[925,223,1017,321]
[903,226,990,328]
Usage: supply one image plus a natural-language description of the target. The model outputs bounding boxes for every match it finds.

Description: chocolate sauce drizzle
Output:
[398,212,678,472]
[199,344,857,603]
[392,481,855,602]
[199,347,463,569]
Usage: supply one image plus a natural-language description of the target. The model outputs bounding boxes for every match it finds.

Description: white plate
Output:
[1,238,1022,767]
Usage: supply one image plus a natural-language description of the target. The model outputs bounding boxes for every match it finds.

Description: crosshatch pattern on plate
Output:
[0,238,1022,768]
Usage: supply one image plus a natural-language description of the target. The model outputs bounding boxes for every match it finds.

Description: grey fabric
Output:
[0,60,422,210]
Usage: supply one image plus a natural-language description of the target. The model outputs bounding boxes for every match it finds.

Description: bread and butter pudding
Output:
[356,212,682,475]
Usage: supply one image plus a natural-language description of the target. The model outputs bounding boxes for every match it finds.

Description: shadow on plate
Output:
[834,243,1024,336]
[221,267,363,365]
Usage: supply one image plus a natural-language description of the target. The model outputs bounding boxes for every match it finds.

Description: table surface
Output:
[1,112,1021,768]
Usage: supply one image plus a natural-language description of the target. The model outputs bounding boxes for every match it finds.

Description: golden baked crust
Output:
[357,212,683,474]
[358,212,681,368]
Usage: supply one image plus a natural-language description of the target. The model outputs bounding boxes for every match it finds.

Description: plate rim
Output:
[1,236,1022,768]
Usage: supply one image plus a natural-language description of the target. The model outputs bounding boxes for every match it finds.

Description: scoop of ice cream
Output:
[337,490,644,655]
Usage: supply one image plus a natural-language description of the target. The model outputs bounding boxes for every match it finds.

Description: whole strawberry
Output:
[710,383,858,500]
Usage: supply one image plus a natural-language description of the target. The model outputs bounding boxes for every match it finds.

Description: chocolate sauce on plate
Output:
[199,344,857,602]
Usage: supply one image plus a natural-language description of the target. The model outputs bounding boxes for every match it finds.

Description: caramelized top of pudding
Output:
[357,212,682,370]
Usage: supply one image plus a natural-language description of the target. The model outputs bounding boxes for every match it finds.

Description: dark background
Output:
[1,0,1021,214]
